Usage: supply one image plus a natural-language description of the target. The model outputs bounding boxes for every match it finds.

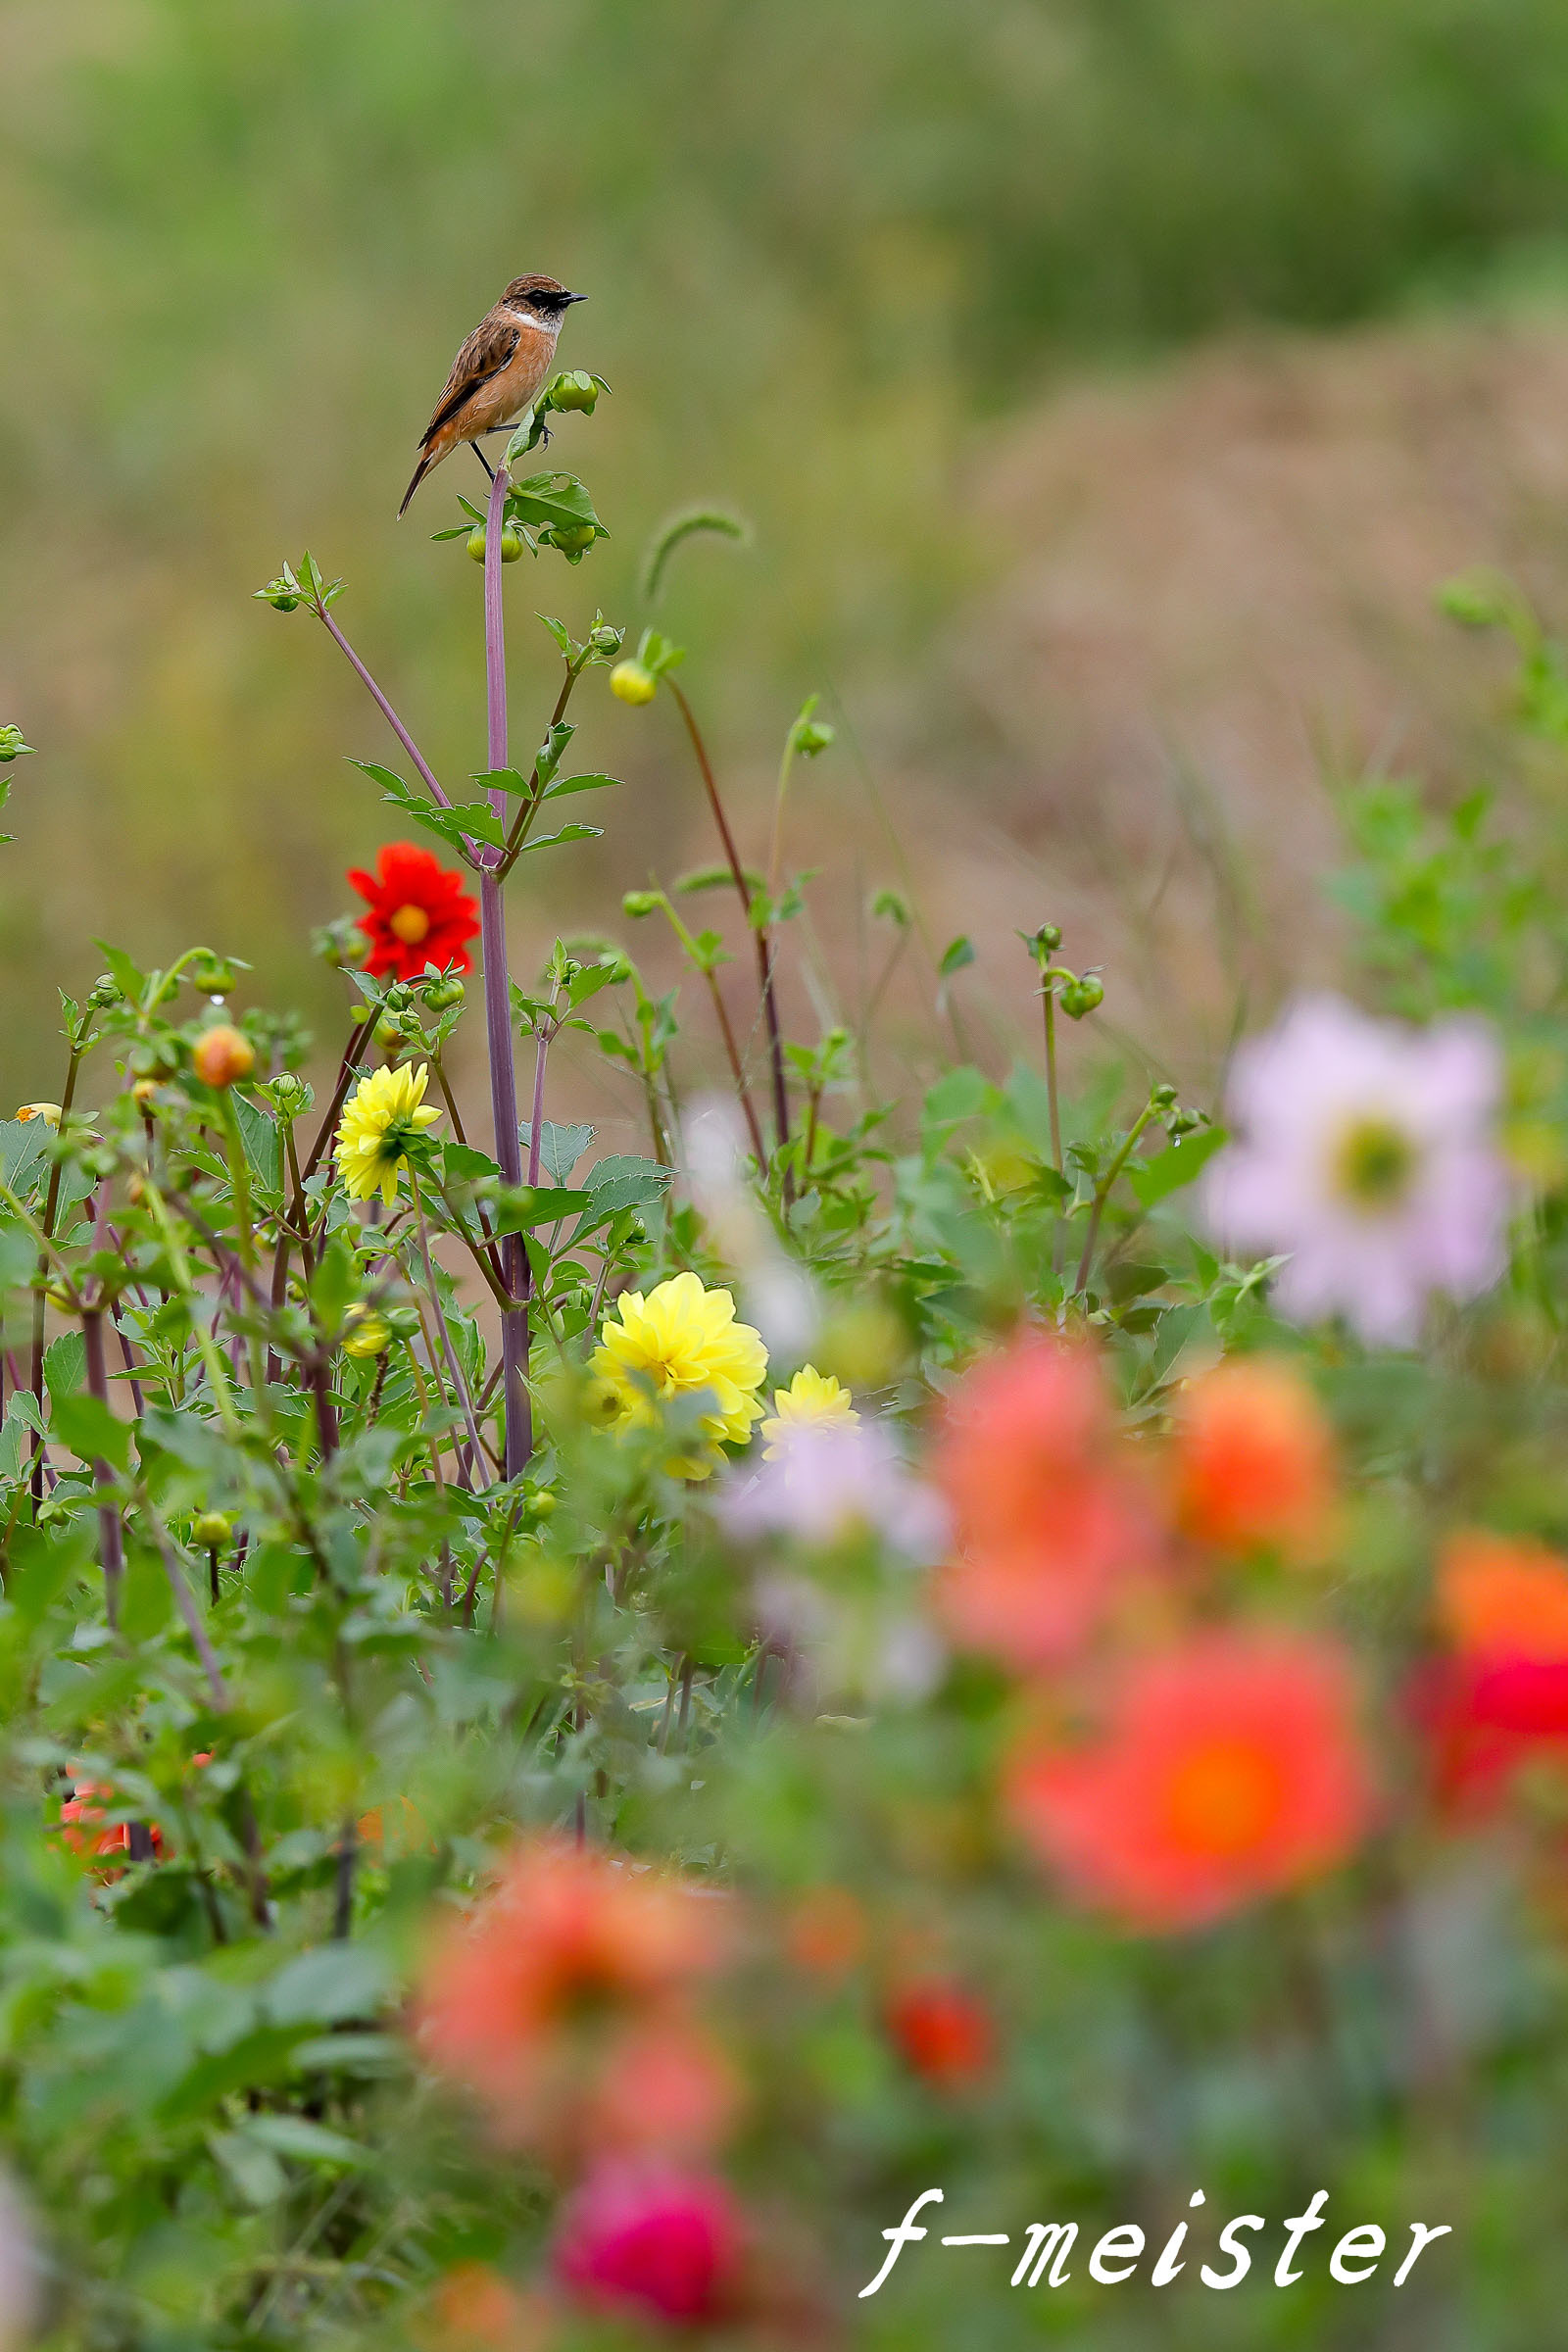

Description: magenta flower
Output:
[554,2161,744,2328]
[720,1417,950,1559]
[1200,994,1508,1346]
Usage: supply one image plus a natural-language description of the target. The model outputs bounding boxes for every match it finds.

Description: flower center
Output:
[1332,1115,1416,1212]
[389,903,431,947]
[1162,1737,1284,1858]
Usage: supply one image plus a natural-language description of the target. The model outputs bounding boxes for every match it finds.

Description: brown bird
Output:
[398,273,587,516]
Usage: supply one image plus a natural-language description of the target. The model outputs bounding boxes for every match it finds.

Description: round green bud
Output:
[422,973,466,1010]
[269,1072,311,1118]
[1035,922,1063,954]
[466,525,488,564]
[611,661,658,707]
[550,371,598,414]
[188,954,237,998]
[313,917,369,970]
[88,974,122,1009]
[621,890,661,919]
[1150,1082,1178,1111]
[500,525,524,563]
[191,1512,232,1550]
[374,1017,401,1050]
[1060,976,1104,1020]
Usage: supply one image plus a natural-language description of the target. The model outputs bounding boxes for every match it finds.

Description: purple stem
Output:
[317,605,458,814]
[81,1310,123,1626]
[480,462,531,1477]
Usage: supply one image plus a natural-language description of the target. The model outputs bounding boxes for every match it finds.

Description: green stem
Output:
[1074,1103,1157,1295]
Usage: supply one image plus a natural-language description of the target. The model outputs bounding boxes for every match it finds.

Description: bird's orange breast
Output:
[465,321,558,432]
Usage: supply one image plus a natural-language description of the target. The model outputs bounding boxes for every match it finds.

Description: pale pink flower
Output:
[720,1417,949,1559]
[1201,994,1508,1346]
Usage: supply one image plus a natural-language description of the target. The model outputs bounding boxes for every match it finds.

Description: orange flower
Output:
[420,2264,553,2352]
[415,1837,732,2151]
[55,1776,163,1872]
[785,1886,867,1980]
[1005,1632,1373,1932]
[1438,1531,1568,1661]
[192,1024,256,1090]
[884,1979,996,2089]
[932,1334,1162,1668]
[1172,1358,1337,1558]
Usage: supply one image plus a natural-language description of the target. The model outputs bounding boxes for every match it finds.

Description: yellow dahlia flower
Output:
[335,1061,442,1207]
[760,1364,858,1458]
[592,1270,767,1473]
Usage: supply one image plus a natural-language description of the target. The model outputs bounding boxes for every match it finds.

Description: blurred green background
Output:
[5,0,1568,1100]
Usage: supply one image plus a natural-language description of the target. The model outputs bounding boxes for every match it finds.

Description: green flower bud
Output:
[611,661,658,707]
[621,890,661,919]
[500,525,524,563]
[466,526,488,564]
[549,370,598,414]
[268,1072,312,1118]
[313,917,370,970]
[374,1017,402,1050]
[0,724,34,763]
[188,954,237,998]
[422,973,466,1010]
[1034,922,1063,954]
[1059,976,1104,1019]
[191,1512,232,1550]
[542,523,598,560]
[87,974,122,1009]
[1150,1082,1178,1112]
[255,576,301,612]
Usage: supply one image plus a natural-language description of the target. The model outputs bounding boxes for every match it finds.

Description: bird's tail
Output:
[397,450,434,518]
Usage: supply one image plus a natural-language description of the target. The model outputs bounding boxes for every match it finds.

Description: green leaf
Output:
[0,1118,51,1197]
[519,1120,595,1183]
[347,760,502,853]
[291,2033,404,2076]
[569,1153,673,1236]
[442,1142,501,1187]
[43,1332,84,1402]
[470,767,532,799]
[923,1067,992,1133]
[266,1940,393,2027]
[210,2131,287,2208]
[506,471,605,537]
[238,2114,369,2169]
[92,940,149,1006]
[494,1185,593,1233]
[1129,1125,1227,1210]
[230,1093,282,1196]
[542,772,620,801]
[514,822,603,856]
[50,1392,130,1472]
[139,1407,232,1476]
[939,934,976,978]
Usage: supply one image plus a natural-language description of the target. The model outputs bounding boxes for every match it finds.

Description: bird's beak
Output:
[563,290,588,305]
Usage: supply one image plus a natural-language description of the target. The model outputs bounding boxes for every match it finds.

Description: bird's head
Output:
[502,274,588,327]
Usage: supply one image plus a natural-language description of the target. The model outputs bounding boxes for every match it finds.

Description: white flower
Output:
[1200,994,1508,1346]
[720,1416,949,1559]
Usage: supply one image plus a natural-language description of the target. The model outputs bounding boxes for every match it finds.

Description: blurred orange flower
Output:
[55,1776,163,1871]
[1005,1632,1373,1931]
[884,1978,996,2089]
[785,1885,867,1980]
[1173,1357,1337,1558]
[932,1334,1162,1668]
[415,1837,734,2153]
[421,2263,553,2352]
[1438,1531,1568,1660]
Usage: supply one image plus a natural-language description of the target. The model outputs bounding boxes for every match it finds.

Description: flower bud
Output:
[466,526,488,564]
[550,369,599,413]
[374,1017,402,1050]
[621,890,661,919]
[191,1512,232,1550]
[611,661,658,707]
[0,724,33,762]
[1034,922,1063,954]
[342,1304,391,1360]
[131,1079,160,1109]
[268,1071,311,1118]
[1150,1082,1178,1112]
[1059,976,1103,1019]
[87,974,122,1009]
[256,576,301,612]
[15,1102,60,1128]
[422,973,466,1010]
[313,917,370,970]
[189,954,237,998]
[541,522,598,560]
[500,525,524,563]
[192,1024,256,1089]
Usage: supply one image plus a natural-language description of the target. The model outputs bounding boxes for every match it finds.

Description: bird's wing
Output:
[418,313,523,446]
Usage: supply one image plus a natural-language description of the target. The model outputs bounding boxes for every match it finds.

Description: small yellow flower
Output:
[342,1303,391,1359]
[760,1365,858,1458]
[16,1102,60,1128]
[335,1061,442,1207]
[592,1269,767,1476]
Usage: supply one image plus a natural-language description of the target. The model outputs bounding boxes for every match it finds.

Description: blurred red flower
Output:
[1173,1357,1337,1559]
[884,1978,996,2089]
[554,2162,744,2329]
[932,1333,1162,1668]
[1005,1632,1373,1931]
[348,841,479,980]
[415,1837,733,2151]
[55,1776,163,1871]
[1416,1531,1568,1810]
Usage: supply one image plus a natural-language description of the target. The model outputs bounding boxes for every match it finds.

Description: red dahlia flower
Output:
[347,842,479,980]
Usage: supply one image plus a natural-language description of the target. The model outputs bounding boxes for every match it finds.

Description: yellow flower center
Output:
[1332,1116,1415,1212]
[389,903,432,947]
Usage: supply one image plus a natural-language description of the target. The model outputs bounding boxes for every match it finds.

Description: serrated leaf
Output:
[538,613,573,657]
[230,1093,282,1196]
[518,1120,595,1183]
[542,772,620,801]
[43,1332,84,1402]
[0,1118,50,1198]
[93,940,149,1006]
[494,1185,593,1233]
[1129,1125,1227,1210]
[514,822,603,856]
[50,1392,130,1472]
[470,767,532,799]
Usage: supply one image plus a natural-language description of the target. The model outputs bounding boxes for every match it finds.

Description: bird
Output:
[398,274,587,516]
